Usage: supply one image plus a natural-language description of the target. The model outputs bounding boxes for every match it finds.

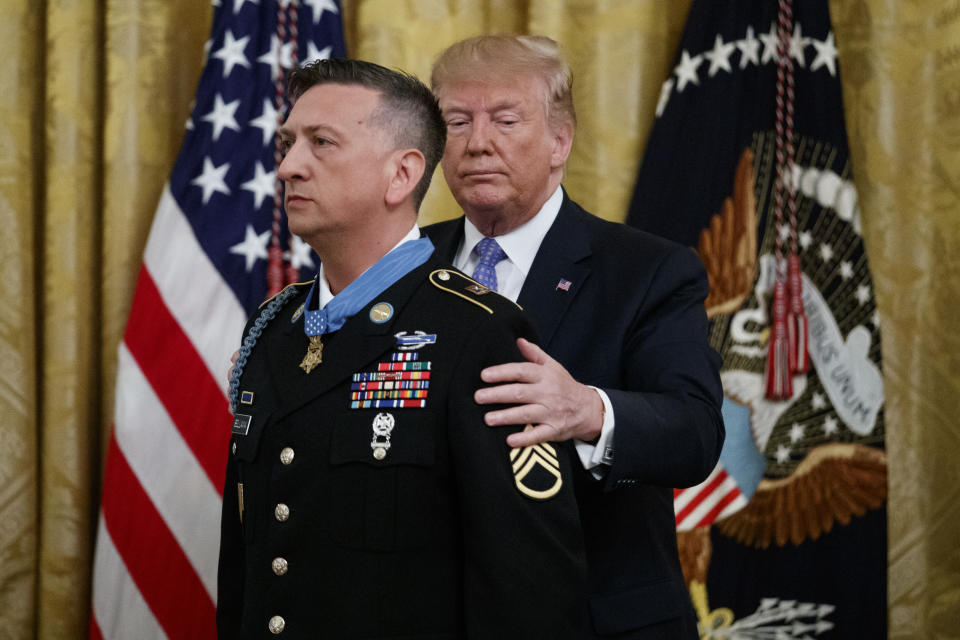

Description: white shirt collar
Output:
[460,185,563,279]
[317,224,421,308]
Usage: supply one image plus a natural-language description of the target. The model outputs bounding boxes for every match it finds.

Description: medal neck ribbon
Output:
[301,237,434,337]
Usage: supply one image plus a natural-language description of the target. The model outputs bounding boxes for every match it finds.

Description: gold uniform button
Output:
[268,615,285,634]
[272,557,288,576]
[279,447,295,465]
[437,269,450,281]
[275,503,290,522]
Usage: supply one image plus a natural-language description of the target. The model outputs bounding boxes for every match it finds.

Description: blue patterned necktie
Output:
[471,237,507,292]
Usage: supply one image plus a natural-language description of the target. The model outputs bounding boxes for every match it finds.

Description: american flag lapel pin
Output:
[556,278,573,292]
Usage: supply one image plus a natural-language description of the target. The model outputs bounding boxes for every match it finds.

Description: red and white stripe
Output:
[674,464,748,531]
[90,185,246,639]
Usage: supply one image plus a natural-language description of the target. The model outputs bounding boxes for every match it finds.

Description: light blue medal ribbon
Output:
[229,238,435,413]
[301,236,435,337]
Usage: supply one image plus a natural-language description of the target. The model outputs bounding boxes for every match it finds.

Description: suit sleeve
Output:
[448,310,586,639]
[601,245,725,490]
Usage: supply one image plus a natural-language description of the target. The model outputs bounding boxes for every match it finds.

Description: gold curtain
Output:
[0,0,955,637]
[1,0,211,638]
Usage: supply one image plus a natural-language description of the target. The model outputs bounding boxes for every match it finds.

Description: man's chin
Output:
[458,187,510,213]
[286,220,320,246]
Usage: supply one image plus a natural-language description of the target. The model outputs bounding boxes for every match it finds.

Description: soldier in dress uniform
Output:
[216,58,586,639]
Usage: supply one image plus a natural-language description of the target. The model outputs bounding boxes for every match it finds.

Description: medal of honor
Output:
[296,238,435,375]
[299,335,323,373]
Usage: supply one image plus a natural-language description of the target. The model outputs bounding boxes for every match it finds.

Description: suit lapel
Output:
[270,260,435,421]
[423,218,464,263]
[517,197,592,347]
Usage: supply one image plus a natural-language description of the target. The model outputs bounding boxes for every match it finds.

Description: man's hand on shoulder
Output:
[476,338,604,447]
[227,349,239,385]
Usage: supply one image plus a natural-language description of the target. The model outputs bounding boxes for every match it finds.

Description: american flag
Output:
[674,467,745,531]
[89,2,345,638]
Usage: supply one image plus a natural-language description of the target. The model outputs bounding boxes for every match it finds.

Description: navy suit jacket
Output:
[424,193,724,638]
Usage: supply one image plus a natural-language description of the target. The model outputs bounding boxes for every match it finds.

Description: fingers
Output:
[506,423,562,448]
[481,402,545,427]
[479,361,540,385]
[515,337,549,364]
[475,380,543,406]
[227,349,240,385]
[479,339,555,385]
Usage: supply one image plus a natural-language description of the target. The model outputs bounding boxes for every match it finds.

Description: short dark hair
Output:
[287,58,446,210]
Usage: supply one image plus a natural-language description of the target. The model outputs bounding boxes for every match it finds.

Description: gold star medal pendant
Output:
[300,334,323,373]
[295,236,436,375]
[298,285,329,375]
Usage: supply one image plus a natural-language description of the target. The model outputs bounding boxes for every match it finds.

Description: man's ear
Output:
[385,149,426,207]
[550,121,574,169]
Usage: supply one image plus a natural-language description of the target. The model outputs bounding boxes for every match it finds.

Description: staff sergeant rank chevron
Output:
[511,438,564,500]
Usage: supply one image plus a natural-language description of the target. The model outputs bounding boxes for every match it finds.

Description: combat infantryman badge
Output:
[395,331,437,351]
[300,335,323,373]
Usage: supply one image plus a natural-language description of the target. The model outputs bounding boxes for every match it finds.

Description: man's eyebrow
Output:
[278,124,338,139]
[443,99,521,115]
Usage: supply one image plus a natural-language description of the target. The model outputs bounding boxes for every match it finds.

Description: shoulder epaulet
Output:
[427,268,522,314]
[258,279,314,309]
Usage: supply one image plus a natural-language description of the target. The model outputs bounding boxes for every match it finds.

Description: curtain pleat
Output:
[0,1,42,635]
[830,2,960,637]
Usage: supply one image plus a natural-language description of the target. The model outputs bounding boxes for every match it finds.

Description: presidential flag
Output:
[90,2,345,638]
[628,1,886,637]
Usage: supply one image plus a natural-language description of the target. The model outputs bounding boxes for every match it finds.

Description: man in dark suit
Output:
[217,58,585,639]
[424,35,725,639]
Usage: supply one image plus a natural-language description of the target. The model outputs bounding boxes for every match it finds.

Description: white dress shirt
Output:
[452,186,616,474]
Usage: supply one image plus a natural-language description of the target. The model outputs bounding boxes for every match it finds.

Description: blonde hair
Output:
[431,35,576,133]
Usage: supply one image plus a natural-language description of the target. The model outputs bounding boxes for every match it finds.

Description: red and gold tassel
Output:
[786,254,809,373]
[766,279,792,399]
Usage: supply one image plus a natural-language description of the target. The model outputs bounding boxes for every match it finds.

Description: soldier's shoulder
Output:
[425,267,523,317]
[257,280,314,310]
[243,280,314,334]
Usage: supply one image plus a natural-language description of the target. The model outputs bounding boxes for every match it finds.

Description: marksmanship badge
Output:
[371,412,395,460]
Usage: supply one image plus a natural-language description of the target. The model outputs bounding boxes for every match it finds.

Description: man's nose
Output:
[277,142,305,181]
[466,119,492,154]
